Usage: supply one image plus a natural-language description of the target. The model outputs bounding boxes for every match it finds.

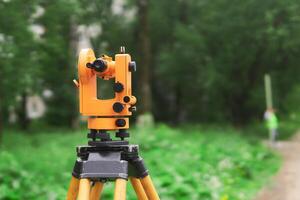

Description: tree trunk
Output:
[19,92,30,130]
[174,0,188,124]
[69,16,80,129]
[0,96,3,145]
[137,0,152,114]
[174,86,184,124]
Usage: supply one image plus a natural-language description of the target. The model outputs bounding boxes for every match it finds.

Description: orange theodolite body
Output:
[76,48,136,130]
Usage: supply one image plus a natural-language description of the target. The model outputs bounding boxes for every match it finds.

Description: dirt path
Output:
[255,133,300,200]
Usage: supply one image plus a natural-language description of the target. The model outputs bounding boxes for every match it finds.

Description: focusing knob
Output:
[113,102,124,113]
[129,61,136,72]
[113,82,124,93]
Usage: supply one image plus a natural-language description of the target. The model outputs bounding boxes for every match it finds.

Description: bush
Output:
[0,125,280,200]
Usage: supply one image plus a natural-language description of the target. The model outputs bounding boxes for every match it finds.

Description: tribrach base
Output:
[66,141,160,200]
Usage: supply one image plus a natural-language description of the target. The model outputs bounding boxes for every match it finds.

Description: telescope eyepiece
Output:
[93,59,107,72]
[86,59,107,72]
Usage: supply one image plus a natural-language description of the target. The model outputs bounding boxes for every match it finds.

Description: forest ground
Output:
[255,132,300,200]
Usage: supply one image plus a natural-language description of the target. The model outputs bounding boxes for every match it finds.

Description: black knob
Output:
[113,102,124,113]
[115,119,126,127]
[86,62,94,68]
[129,61,136,72]
[86,59,107,72]
[123,96,130,103]
[115,129,130,139]
[93,59,107,72]
[113,82,124,93]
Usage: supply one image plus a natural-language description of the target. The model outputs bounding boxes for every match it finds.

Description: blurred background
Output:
[0,0,300,199]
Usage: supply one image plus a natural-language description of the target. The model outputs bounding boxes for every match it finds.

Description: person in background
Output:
[264,108,279,145]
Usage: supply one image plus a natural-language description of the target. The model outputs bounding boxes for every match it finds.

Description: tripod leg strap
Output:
[130,177,148,200]
[140,175,160,200]
[78,179,91,200]
[66,176,79,200]
[90,182,104,200]
[114,178,127,200]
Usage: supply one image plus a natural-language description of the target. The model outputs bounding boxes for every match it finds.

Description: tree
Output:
[136,0,152,116]
[2,0,300,129]
[38,0,80,127]
[140,0,300,124]
[0,0,39,132]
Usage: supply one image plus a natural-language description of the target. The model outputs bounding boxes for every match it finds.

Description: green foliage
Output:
[285,84,300,125]
[2,0,300,127]
[38,0,80,126]
[0,0,39,107]
[248,119,299,140]
[146,0,300,123]
[0,125,280,199]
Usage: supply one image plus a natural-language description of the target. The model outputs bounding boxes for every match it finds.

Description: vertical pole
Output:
[264,74,273,109]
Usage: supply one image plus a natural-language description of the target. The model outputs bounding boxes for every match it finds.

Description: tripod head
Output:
[74,47,137,141]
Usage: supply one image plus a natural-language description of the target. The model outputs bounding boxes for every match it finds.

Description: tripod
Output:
[66,131,160,200]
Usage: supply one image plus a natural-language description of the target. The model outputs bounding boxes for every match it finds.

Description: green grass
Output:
[0,125,280,200]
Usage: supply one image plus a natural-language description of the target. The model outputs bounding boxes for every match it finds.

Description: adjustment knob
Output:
[115,129,130,139]
[123,96,130,103]
[113,82,124,93]
[129,61,136,72]
[115,119,126,127]
[113,102,124,113]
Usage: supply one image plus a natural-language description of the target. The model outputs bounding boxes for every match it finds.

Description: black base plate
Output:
[88,140,129,147]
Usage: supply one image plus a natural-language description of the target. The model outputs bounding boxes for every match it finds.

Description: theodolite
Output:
[66,47,160,200]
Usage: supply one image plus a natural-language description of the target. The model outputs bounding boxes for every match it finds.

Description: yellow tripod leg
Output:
[66,176,80,200]
[77,179,91,200]
[113,178,127,200]
[140,175,160,200]
[90,181,104,200]
[130,177,148,200]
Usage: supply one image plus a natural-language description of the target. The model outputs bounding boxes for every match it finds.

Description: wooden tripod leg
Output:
[66,176,80,200]
[140,175,160,200]
[113,178,127,200]
[130,177,148,200]
[77,179,91,200]
[90,181,104,200]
